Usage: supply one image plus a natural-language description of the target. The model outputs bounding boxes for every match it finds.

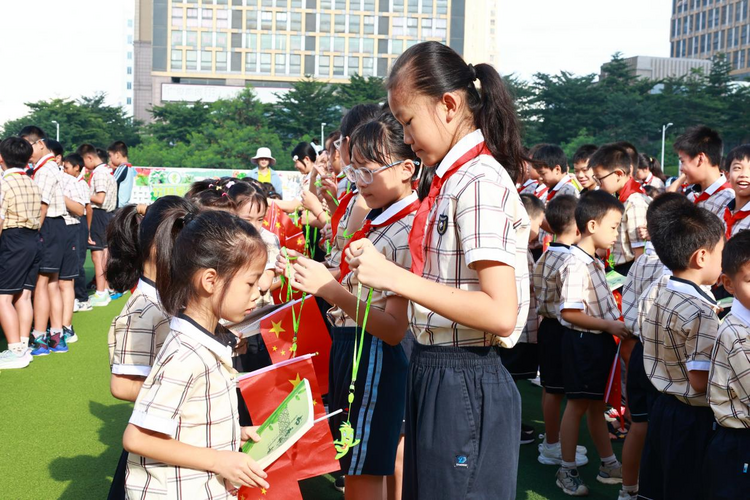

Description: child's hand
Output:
[606,320,629,340]
[345,239,396,292]
[258,271,274,295]
[240,426,261,447]
[322,223,333,241]
[637,225,650,241]
[301,190,323,216]
[88,236,96,246]
[290,256,337,298]
[275,248,303,278]
[213,450,269,489]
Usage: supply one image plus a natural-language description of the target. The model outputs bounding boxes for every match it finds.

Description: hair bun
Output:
[467,63,477,82]
[183,211,197,226]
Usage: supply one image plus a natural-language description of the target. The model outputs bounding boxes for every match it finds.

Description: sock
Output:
[32,330,46,339]
[9,342,25,356]
[21,337,29,349]
[602,454,618,466]
[622,484,638,493]
[543,439,560,449]
[64,325,73,331]
[561,460,577,470]
[96,290,107,297]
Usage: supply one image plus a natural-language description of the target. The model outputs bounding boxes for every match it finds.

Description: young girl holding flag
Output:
[345,41,530,499]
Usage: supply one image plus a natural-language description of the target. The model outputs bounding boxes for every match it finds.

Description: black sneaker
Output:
[334,475,345,493]
[521,423,535,445]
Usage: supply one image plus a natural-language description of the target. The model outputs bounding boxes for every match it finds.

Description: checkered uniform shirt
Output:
[532,243,573,319]
[126,315,239,499]
[410,130,531,348]
[518,178,538,196]
[329,193,416,329]
[90,164,117,212]
[724,198,750,238]
[75,173,89,215]
[108,279,171,377]
[611,192,650,266]
[0,169,41,230]
[521,250,540,344]
[546,175,580,203]
[689,174,735,219]
[326,192,358,270]
[708,301,750,428]
[641,277,719,406]
[622,244,667,335]
[32,154,68,218]
[61,173,86,226]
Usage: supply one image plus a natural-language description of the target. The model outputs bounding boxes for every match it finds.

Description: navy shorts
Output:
[0,228,41,295]
[638,394,715,500]
[59,222,80,280]
[626,339,660,423]
[39,216,67,274]
[329,327,408,476]
[538,317,565,394]
[561,327,617,400]
[403,344,521,500]
[500,342,539,380]
[704,425,750,500]
[89,209,113,250]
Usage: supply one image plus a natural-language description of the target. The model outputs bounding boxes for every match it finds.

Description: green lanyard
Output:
[282,248,306,356]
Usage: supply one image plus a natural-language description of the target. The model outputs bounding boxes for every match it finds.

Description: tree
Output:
[337,74,387,109]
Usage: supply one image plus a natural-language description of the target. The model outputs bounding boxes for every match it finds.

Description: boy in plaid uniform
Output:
[638,202,725,500]
[556,191,628,496]
[0,137,42,370]
[705,230,750,499]
[722,145,750,239]
[62,154,93,312]
[59,156,86,343]
[532,144,580,204]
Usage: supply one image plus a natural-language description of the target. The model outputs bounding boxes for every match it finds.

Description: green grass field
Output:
[0,281,624,499]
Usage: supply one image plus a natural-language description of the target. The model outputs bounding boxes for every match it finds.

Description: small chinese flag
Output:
[238,354,339,480]
[260,296,332,394]
[604,338,624,427]
[271,278,304,305]
[264,202,306,254]
[237,452,302,500]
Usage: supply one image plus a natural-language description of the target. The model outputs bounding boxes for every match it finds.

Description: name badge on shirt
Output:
[437,214,449,235]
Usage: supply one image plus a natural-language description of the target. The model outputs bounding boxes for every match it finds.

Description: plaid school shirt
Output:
[558,245,621,333]
[708,300,750,428]
[75,172,89,215]
[0,169,41,230]
[611,192,650,266]
[546,174,580,202]
[724,198,750,238]
[326,192,358,270]
[108,278,171,377]
[329,193,416,328]
[61,173,86,226]
[89,164,117,212]
[641,276,720,406]
[126,315,240,499]
[410,129,531,348]
[532,242,573,319]
[689,174,735,219]
[521,249,540,344]
[32,154,68,218]
[622,243,668,336]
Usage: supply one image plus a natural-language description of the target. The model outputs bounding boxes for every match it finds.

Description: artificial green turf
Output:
[0,286,623,499]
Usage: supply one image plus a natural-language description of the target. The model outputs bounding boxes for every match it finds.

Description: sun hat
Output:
[252,147,276,166]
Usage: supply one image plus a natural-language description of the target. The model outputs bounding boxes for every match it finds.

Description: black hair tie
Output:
[182,211,197,226]
[468,64,478,82]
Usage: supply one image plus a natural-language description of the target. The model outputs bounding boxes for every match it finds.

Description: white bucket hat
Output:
[252,147,276,166]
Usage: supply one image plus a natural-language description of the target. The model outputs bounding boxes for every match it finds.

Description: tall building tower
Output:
[670,0,750,79]
[133,0,500,123]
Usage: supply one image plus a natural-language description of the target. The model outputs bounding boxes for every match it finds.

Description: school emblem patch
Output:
[437,214,449,235]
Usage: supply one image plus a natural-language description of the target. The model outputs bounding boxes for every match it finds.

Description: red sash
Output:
[618,177,646,204]
[723,204,750,239]
[694,181,731,204]
[409,142,492,276]
[517,179,536,194]
[546,177,572,202]
[534,184,549,200]
[31,155,55,179]
[330,191,356,241]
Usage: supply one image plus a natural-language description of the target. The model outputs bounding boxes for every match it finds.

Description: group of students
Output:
[0,128,135,370]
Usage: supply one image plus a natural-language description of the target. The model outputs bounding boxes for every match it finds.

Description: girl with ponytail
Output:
[345,41,530,499]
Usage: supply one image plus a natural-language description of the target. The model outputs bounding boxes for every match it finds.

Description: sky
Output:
[0,0,672,125]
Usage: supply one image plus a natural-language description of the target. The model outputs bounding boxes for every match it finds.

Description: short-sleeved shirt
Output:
[689,174,735,219]
[32,154,68,218]
[0,169,41,230]
[724,198,750,238]
[622,244,667,335]
[126,315,239,499]
[708,301,750,428]
[558,245,620,333]
[328,193,416,328]
[546,175,580,203]
[75,173,90,216]
[611,192,650,266]
[642,174,665,190]
[518,178,538,196]
[89,164,117,212]
[641,277,719,406]
[521,250,540,344]
[326,192,359,270]
[532,242,572,319]
[108,278,171,377]
[410,129,531,348]
[61,173,86,226]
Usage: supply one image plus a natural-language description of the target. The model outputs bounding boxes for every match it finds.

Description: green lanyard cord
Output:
[282,247,306,356]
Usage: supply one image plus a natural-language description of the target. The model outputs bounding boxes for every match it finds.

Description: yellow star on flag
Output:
[288,373,302,389]
[313,399,317,405]
[263,220,269,227]
[272,346,278,352]
[261,488,267,495]
[281,350,286,356]
[276,222,281,229]
[297,237,304,246]
[269,320,285,338]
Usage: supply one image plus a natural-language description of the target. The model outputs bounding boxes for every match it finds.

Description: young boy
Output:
[532,144,580,203]
[705,230,750,499]
[556,190,627,496]
[19,126,70,355]
[0,137,42,369]
[639,202,724,500]
[722,144,750,239]
[590,144,650,276]
[62,154,93,312]
[572,144,599,193]
[532,194,589,467]
[108,141,136,209]
[674,126,734,219]
[78,144,117,307]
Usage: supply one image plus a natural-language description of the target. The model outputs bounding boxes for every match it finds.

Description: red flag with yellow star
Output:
[260,295,331,394]
[264,202,306,254]
[237,452,302,500]
[238,354,339,481]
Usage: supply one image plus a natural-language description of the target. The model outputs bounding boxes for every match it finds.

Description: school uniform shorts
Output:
[58,222,80,280]
[39,216,67,274]
[703,425,750,500]
[499,341,539,380]
[403,344,521,500]
[637,394,715,500]
[561,327,617,400]
[0,228,41,295]
[329,327,408,476]
[74,219,89,301]
[626,339,660,423]
[538,317,566,394]
[89,209,113,250]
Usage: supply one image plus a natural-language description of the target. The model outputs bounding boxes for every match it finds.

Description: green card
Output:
[717,296,734,309]
[606,270,627,292]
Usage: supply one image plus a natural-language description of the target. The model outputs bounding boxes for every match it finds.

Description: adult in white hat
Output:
[249,146,283,196]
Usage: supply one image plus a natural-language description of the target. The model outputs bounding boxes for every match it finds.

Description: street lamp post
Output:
[661,122,673,171]
[320,122,326,150]
[51,120,60,142]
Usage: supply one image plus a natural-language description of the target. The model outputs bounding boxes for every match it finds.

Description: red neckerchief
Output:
[87,164,112,186]
[340,194,420,279]
[694,180,731,204]
[534,183,549,200]
[642,173,653,186]
[330,190,356,241]
[723,201,750,239]
[409,141,492,276]
[31,155,55,179]
[618,177,646,203]
[546,176,572,202]
[517,178,536,194]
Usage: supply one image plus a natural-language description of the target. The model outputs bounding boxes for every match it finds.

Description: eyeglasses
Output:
[593,171,617,185]
[333,137,344,151]
[26,138,43,147]
[344,160,404,186]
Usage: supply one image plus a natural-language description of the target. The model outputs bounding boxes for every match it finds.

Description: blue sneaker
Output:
[110,291,124,300]
[30,336,50,356]
[48,333,69,353]
[63,326,78,344]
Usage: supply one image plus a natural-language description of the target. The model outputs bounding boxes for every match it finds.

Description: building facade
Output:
[134,0,499,122]
[670,0,750,79]
[618,55,713,80]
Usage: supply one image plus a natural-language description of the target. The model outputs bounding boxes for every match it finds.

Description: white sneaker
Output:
[0,350,31,369]
[538,435,588,455]
[618,489,638,500]
[75,299,94,312]
[90,293,111,307]
[538,440,589,466]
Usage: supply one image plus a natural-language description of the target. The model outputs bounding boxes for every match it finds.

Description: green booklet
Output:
[241,378,314,470]
[606,270,627,292]
[717,296,734,309]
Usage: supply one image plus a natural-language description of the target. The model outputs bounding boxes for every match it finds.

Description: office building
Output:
[605,55,713,81]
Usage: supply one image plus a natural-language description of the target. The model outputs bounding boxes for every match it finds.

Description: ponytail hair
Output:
[105,205,142,292]
[152,199,199,301]
[387,41,526,182]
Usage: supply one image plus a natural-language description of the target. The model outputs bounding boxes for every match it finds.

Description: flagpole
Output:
[314,409,343,424]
